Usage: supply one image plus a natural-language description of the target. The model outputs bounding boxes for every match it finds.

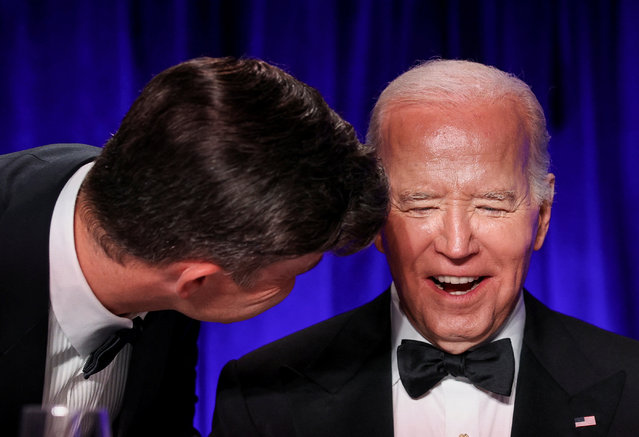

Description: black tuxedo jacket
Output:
[212,290,639,436]
[0,144,201,437]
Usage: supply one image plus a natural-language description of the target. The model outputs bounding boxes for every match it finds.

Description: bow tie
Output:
[82,317,144,379]
[397,337,515,398]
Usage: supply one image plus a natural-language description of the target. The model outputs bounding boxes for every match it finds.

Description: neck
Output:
[73,196,174,316]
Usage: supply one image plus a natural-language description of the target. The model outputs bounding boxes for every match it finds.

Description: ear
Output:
[533,173,555,251]
[374,231,386,254]
[174,262,223,299]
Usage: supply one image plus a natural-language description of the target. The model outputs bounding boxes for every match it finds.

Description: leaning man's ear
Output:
[174,262,222,299]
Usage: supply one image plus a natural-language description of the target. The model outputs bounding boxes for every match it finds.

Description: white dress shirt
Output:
[391,283,525,437]
[43,162,141,419]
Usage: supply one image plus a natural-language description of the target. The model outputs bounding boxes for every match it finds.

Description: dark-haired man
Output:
[211,59,639,436]
[0,57,388,436]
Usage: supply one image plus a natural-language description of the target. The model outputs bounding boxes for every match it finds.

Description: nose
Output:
[433,206,478,261]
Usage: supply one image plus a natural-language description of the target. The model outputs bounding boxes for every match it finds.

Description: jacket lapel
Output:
[511,292,625,437]
[112,311,173,434]
[269,291,394,437]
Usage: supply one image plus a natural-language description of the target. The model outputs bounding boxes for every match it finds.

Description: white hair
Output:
[367,59,553,204]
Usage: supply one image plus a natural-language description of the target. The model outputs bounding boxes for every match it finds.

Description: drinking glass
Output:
[19,405,112,437]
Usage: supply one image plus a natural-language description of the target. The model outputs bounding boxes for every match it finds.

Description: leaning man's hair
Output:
[81,57,388,286]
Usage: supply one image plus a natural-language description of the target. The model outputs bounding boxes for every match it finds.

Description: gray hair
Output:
[366,59,553,205]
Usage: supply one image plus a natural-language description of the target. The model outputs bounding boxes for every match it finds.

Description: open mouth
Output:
[431,276,485,295]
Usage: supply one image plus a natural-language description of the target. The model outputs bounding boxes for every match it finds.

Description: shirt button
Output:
[459,434,469,437]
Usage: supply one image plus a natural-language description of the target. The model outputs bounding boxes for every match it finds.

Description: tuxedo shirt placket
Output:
[443,378,479,436]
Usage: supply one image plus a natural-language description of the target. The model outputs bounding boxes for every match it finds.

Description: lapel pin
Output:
[574,416,597,428]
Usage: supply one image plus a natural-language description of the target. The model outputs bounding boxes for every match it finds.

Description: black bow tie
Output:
[82,317,144,379]
[397,337,515,398]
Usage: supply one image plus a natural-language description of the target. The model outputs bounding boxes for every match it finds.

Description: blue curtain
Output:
[2,1,638,434]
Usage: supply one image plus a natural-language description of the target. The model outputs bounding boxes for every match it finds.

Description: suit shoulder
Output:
[0,144,100,217]
[0,144,100,164]
[555,310,639,358]
[235,291,390,374]
[526,292,639,365]
[0,144,100,191]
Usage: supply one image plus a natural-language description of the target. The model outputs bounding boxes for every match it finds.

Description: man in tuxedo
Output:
[211,59,639,436]
[0,57,388,436]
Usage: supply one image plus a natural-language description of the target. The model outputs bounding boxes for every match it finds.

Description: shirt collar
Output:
[390,282,526,386]
[49,162,137,357]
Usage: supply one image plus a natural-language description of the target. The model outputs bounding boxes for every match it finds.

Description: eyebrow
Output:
[396,190,518,204]
[479,191,517,202]
[397,191,438,203]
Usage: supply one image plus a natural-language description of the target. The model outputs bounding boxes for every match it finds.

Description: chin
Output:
[430,319,494,346]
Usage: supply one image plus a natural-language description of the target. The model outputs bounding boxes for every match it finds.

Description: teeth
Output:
[436,276,479,284]
[433,276,483,295]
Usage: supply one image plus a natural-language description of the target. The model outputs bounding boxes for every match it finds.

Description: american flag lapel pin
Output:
[574,416,597,428]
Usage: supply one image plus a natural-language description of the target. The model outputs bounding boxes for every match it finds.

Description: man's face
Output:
[189,252,324,323]
[375,101,553,354]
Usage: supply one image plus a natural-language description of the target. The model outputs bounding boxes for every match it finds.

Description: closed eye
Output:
[477,205,508,216]
[402,206,438,218]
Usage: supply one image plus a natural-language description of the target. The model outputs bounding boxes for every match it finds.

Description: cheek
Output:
[261,274,297,299]
[473,214,538,267]
[279,278,296,296]
[382,214,434,263]
[260,278,294,296]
